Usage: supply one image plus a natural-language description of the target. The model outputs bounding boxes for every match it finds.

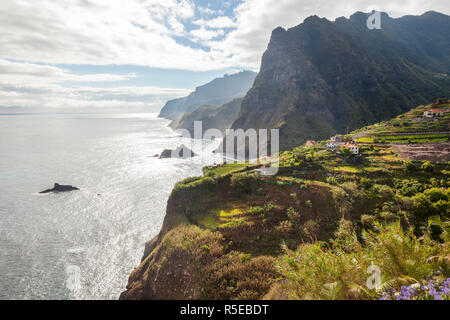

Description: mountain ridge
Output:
[159,71,256,121]
[228,11,450,152]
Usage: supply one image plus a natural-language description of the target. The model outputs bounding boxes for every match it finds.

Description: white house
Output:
[424,109,449,117]
[342,143,359,155]
[330,135,344,143]
[327,142,337,148]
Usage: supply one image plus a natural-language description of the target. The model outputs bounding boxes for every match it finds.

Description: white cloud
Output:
[0,0,221,71]
[0,0,449,72]
[197,6,216,16]
[193,16,237,29]
[0,59,190,110]
[190,27,225,41]
[0,59,135,85]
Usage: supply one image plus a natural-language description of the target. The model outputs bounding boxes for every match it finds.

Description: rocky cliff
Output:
[169,98,244,136]
[159,71,256,121]
[230,11,450,151]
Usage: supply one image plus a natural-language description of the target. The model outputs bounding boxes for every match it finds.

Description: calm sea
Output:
[0,112,221,299]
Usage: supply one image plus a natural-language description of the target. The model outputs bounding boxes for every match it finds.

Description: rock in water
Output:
[39,183,79,194]
[159,144,197,159]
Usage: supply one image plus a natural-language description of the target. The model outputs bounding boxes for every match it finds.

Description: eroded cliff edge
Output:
[119,164,370,300]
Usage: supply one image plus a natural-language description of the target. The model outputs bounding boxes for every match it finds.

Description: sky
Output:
[0,0,448,112]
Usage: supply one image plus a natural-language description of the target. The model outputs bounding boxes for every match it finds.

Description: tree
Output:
[340,147,352,157]
[421,161,434,173]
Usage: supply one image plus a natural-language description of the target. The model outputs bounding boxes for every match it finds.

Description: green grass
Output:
[203,163,249,177]
[333,166,361,173]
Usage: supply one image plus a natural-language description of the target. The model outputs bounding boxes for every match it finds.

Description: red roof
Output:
[430,109,449,113]
[343,144,358,148]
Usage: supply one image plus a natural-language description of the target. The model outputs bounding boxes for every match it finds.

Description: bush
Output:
[301,220,319,241]
[326,177,338,185]
[424,188,447,203]
[404,161,418,172]
[287,207,301,223]
[371,184,394,198]
[334,218,354,241]
[278,222,447,300]
[202,253,277,300]
[361,214,376,226]
[249,203,277,218]
[277,220,294,233]
[360,178,373,188]
[412,188,449,220]
[230,173,259,195]
[421,161,434,173]
[394,179,424,197]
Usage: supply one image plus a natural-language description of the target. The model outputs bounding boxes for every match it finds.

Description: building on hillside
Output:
[342,143,359,155]
[305,140,317,147]
[327,135,344,149]
[331,135,344,143]
[327,141,337,148]
[423,109,449,117]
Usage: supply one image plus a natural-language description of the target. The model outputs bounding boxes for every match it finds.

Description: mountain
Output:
[169,98,244,136]
[159,71,256,120]
[229,11,450,151]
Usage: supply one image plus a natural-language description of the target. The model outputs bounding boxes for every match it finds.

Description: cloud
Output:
[0,0,449,72]
[0,0,223,71]
[208,0,450,69]
[190,27,225,41]
[0,59,135,85]
[0,59,190,110]
[193,16,237,29]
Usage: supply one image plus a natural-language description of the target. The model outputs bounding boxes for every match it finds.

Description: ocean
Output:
[0,112,221,299]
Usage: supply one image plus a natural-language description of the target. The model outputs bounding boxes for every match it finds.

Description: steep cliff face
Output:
[120,170,350,300]
[159,71,256,120]
[231,12,450,150]
[169,98,244,136]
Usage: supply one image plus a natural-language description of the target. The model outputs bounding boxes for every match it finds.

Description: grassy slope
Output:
[121,102,450,300]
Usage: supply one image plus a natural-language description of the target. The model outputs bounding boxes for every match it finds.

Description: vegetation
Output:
[123,100,450,301]
[278,222,449,300]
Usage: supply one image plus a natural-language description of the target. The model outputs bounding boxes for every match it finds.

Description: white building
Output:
[342,143,359,155]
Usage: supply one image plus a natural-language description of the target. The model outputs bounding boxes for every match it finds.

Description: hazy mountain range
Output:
[158,71,256,121]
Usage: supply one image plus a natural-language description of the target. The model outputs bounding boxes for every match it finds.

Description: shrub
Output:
[394,179,424,197]
[301,220,319,241]
[326,177,338,185]
[221,220,246,229]
[249,204,277,218]
[277,220,294,233]
[249,206,264,217]
[404,161,418,172]
[230,173,259,195]
[334,218,354,241]
[361,214,376,226]
[287,207,301,223]
[290,193,301,207]
[424,188,447,203]
[412,193,436,220]
[202,253,277,300]
[278,222,447,300]
[421,161,434,173]
[360,178,373,188]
